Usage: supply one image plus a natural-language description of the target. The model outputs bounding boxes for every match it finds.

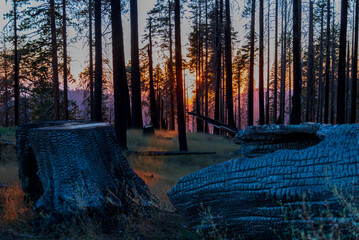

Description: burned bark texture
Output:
[234,123,322,157]
[168,124,359,239]
[17,121,159,216]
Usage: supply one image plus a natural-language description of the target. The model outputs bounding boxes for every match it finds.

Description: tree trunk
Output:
[238,64,241,129]
[324,0,331,124]
[306,0,314,122]
[248,0,255,126]
[168,0,175,131]
[130,0,143,128]
[214,0,222,134]
[175,0,188,151]
[205,0,209,133]
[3,39,9,127]
[266,0,270,124]
[50,0,60,121]
[273,0,278,123]
[337,0,348,124]
[94,0,103,122]
[197,0,203,132]
[330,1,336,124]
[62,0,68,120]
[14,0,20,125]
[17,122,159,216]
[317,7,324,123]
[351,0,359,123]
[89,0,94,121]
[147,19,159,129]
[259,0,265,125]
[345,42,350,122]
[111,0,128,150]
[279,0,287,124]
[225,0,235,127]
[291,0,302,124]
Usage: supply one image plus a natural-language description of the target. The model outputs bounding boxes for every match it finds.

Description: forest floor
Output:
[0,128,240,240]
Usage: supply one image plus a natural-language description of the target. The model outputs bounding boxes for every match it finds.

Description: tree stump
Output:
[17,121,159,216]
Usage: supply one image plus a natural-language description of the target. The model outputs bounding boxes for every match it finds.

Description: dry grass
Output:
[126,129,240,201]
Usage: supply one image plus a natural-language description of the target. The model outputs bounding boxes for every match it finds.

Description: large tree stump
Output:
[17,121,159,215]
[168,124,359,239]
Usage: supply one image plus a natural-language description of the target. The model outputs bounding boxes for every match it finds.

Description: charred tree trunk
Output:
[337,0,348,124]
[205,0,209,133]
[168,0,175,131]
[175,0,188,151]
[330,3,336,124]
[3,39,9,127]
[17,122,159,216]
[130,0,143,128]
[317,7,325,123]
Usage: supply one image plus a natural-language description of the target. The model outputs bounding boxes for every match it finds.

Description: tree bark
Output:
[111,0,128,150]
[279,0,287,124]
[168,0,175,131]
[306,0,314,122]
[130,0,143,128]
[248,0,255,126]
[273,0,278,123]
[50,0,60,121]
[175,0,188,151]
[14,0,20,125]
[94,0,103,122]
[17,122,159,215]
[317,7,325,123]
[259,0,265,125]
[330,1,336,124]
[291,0,302,124]
[3,38,9,127]
[205,0,209,133]
[266,0,270,124]
[324,0,331,124]
[147,19,159,129]
[62,0,68,120]
[337,0,348,124]
[214,0,222,134]
[225,0,235,127]
[351,0,358,123]
[89,0,94,121]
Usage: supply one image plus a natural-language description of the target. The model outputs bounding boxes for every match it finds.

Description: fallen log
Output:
[168,124,359,239]
[188,112,238,135]
[126,151,216,156]
[16,121,161,216]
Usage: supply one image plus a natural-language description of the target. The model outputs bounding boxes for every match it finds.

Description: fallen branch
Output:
[188,112,238,135]
[126,151,216,156]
